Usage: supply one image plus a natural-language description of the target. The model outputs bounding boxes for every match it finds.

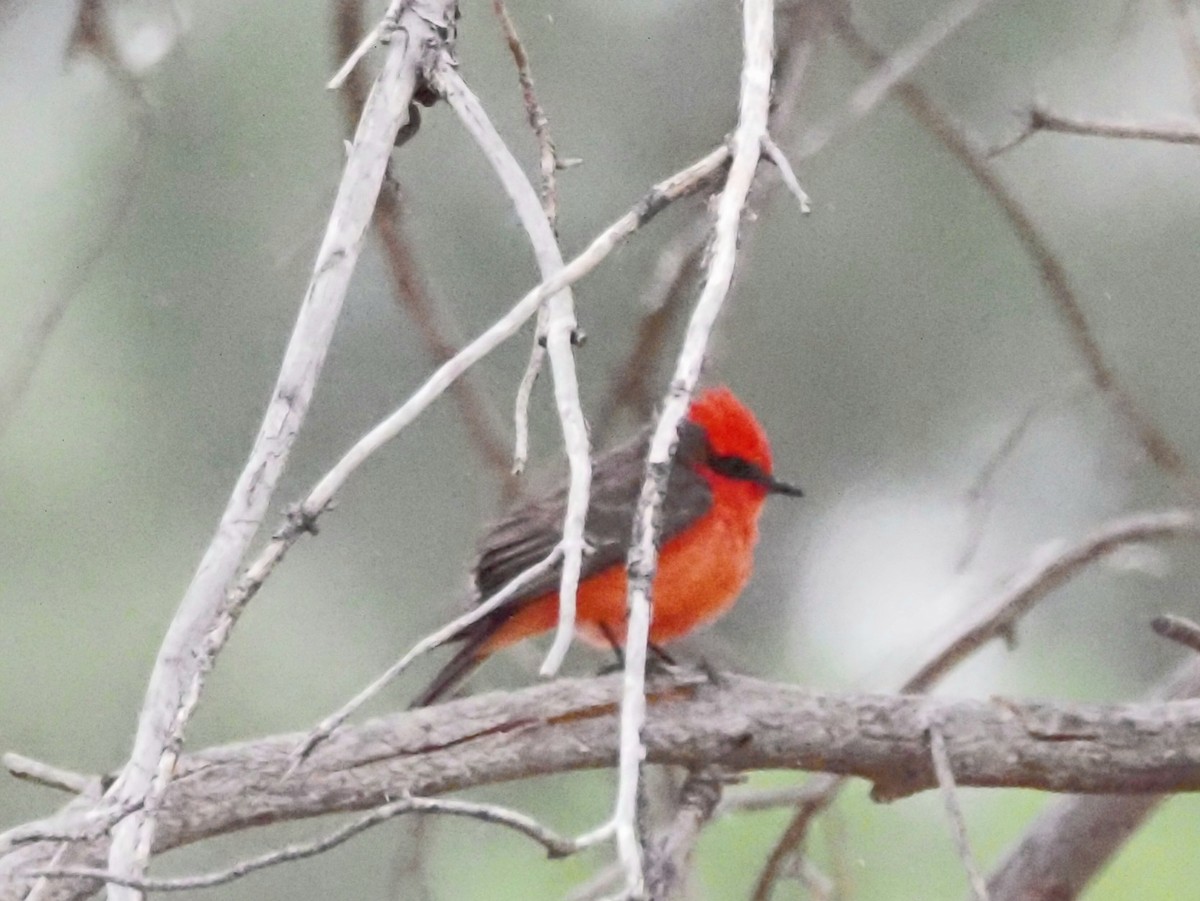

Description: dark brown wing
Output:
[474,420,713,602]
[410,421,713,708]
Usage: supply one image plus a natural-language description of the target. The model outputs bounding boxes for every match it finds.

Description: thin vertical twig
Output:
[490,0,561,226]
[431,62,592,680]
[490,0,567,476]
[576,2,779,894]
[928,726,990,901]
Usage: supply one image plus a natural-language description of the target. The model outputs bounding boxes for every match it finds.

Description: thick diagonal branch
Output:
[99,3,460,898]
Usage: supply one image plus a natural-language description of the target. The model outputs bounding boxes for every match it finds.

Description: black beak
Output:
[764,475,804,497]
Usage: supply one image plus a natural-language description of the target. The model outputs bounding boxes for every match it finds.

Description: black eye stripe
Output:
[706,452,804,497]
[708,454,768,483]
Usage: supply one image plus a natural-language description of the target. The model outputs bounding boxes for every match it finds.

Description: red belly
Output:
[480,499,761,653]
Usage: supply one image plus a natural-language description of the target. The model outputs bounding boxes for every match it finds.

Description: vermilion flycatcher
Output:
[413,386,801,706]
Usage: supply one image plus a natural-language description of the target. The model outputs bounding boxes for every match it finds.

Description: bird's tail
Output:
[409,627,492,708]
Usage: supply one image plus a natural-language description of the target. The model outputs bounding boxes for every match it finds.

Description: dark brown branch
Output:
[1028,106,1200,145]
[749,774,839,901]
[7,674,1200,899]
[1152,614,1200,655]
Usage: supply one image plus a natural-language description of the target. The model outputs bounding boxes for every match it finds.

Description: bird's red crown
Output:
[686,386,774,474]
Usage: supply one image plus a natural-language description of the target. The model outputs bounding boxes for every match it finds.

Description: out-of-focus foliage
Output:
[3,0,1200,898]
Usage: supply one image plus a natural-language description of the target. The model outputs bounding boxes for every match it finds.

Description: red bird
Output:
[413,386,801,706]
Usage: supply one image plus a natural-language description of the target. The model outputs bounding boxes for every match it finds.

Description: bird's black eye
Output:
[708,454,763,482]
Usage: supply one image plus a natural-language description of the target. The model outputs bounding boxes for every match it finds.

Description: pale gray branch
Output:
[100,4,460,897]
[26,796,575,893]
[434,60,591,678]
[929,727,990,901]
[606,0,777,892]
[2,756,100,799]
[798,0,1006,160]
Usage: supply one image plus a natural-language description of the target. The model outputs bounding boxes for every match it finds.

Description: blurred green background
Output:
[3,0,1200,897]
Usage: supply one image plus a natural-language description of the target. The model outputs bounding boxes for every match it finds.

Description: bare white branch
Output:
[298,144,728,521]
[511,332,546,474]
[605,0,778,895]
[101,5,457,897]
[430,60,593,679]
[760,135,810,213]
